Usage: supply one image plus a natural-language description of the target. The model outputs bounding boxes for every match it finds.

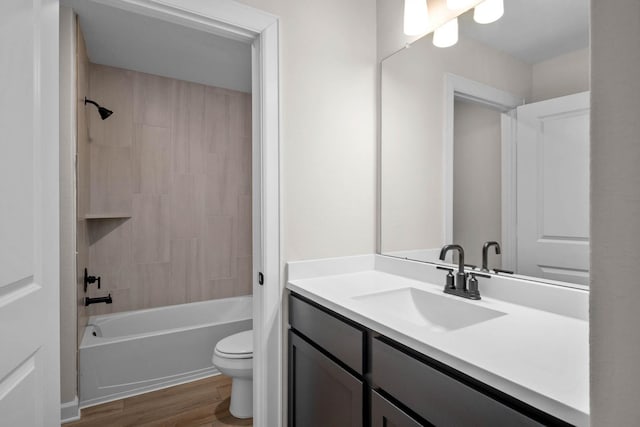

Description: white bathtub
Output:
[79,296,252,407]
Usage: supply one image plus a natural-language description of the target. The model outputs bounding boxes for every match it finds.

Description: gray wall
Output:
[239,0,377,262]
[453,100,502,267]
[380,34,531,253]
[590,0,640,424]
[532,48,590,102]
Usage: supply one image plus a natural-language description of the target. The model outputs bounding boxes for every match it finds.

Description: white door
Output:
[516,92,590,285]
[0,0,60,425]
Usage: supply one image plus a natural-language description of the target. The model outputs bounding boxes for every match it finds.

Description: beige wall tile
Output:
[87,219,133,291]
[237,194,252,258]
[171,238,203,303]
[235,256,252,297]
[86,65,251,314]
[172,81,206,175]
[204,87,230,154]
[132,194,170,264]
[170,174,204,240]
[88,64,134,147]
[133,124,171,195]
[89,144,133,214]
[207,279,236,300]
[134,72,173,127]
[229,92,250,142]
[205,152,229,216]
[187,83,206,175]
[205,215,236,280]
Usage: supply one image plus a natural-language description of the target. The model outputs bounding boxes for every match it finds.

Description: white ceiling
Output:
[62,0,252,93]
[459,0,589,64]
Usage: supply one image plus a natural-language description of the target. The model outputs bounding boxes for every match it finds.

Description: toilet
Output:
[212,330,253,418]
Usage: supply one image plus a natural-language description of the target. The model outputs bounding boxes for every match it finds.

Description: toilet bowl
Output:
[212,330,253,419]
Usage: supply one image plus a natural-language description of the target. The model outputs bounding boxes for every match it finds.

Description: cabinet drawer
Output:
[289,331,363,427]
[371,391,424,427]
[372,338,543,427]
[289,293,364,374]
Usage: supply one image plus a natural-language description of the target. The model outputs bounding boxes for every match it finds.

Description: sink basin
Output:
[351,287,506,332]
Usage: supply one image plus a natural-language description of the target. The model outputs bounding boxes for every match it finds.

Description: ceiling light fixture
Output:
[433,18,459,48]
[404,0,429,36]
[473,0,504,24]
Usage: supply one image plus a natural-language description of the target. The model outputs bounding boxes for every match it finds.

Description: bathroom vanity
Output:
[286,255,588,427]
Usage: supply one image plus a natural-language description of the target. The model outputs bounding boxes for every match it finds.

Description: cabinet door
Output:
[289,330,363,427]
[289,293,365,374]
[371,391,425,427]
[372,338,544,426]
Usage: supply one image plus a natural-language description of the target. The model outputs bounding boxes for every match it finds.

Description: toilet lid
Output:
[215,330,252,356]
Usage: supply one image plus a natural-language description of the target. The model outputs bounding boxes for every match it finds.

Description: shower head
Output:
[84,97,113,120]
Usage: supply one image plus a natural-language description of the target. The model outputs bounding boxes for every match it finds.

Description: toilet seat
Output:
[214,330,253,359]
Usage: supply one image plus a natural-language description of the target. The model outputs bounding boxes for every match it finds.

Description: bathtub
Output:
[79,295,252,407]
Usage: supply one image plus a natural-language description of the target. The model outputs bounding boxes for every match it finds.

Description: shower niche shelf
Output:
[84,213,131,220]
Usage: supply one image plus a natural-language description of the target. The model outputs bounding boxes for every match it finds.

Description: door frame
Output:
[61,1,281,425]
[442,73,523,267]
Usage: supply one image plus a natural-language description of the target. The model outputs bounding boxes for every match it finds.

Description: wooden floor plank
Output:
[63,375,252,427]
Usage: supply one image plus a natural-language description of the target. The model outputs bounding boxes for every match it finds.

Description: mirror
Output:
[380,0,590,287]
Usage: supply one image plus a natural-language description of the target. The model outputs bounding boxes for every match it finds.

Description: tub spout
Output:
[85,294,113,306]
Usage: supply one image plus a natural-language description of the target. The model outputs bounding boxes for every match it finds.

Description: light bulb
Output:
[404,0,429,36]
[474,0,504,24]
[433,18,458,48]
[446,0,475,11]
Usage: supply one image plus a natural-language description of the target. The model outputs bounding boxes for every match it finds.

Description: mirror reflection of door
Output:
[515,92,590,285]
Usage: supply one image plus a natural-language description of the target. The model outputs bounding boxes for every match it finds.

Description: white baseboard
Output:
[61,396,80,423]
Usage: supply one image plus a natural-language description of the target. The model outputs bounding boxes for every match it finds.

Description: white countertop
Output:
[287,258,589,426]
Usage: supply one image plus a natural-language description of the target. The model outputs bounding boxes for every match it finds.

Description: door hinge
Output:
[258,272,264,286]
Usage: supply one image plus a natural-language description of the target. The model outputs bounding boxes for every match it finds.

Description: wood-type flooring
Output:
[63,375,252,427]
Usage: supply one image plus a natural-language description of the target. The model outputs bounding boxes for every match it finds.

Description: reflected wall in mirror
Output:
[380,0,590,286]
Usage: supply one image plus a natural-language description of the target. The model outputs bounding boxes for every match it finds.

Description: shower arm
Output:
[84,97,99,108]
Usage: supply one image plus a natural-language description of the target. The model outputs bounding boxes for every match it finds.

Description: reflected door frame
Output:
[443,74,523,268]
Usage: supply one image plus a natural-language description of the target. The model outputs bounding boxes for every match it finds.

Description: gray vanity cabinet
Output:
[288,292,572,427]
[288,295,365,427]
[371,391,423,427]
[371,337,542,426]
[288,331,363,427]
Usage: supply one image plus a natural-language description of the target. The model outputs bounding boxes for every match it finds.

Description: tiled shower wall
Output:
[83,63,252,315]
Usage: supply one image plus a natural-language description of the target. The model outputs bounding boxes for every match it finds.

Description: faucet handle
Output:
[84,268,102,292]
[467,272,490,300]
[464,263,477,270]
[436,266,455,290]
[493,268,514,275]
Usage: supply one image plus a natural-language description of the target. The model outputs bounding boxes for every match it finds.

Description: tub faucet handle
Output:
[84,268,101,292]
